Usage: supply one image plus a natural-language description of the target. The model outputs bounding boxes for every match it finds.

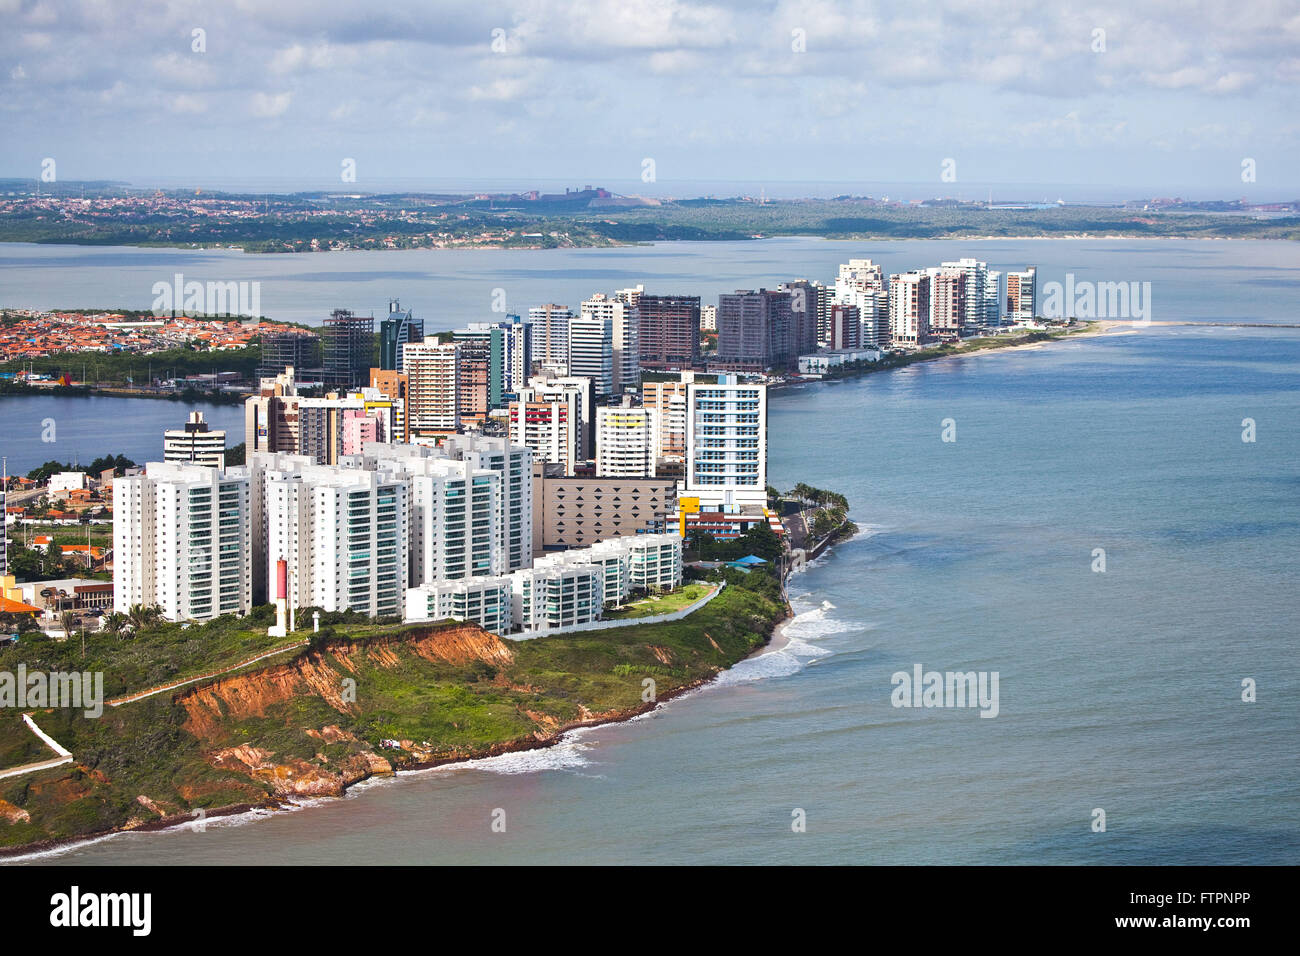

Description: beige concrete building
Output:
[532,465,677,552]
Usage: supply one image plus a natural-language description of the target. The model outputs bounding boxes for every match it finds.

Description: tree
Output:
[102,611,128,640]
[59,610,83,655]
[127,603,163,633]
[26,461,68,483]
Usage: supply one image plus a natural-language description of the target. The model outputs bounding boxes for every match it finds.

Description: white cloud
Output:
[250,91,293,118]
[169,94,208,114]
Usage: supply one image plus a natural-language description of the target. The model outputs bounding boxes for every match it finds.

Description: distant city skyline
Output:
[2,1,1298,196]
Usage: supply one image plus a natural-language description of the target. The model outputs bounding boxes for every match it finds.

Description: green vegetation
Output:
[0,579,786,851]
[0,342,263,385]
[603,582,713,620]
[4,195,1298,253]
[4,542,108,584]
[24,455,134,482]
[814,324,1089,385]
[688,520,784,563]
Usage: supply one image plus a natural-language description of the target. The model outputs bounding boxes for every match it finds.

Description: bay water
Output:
[1,239,1296,864]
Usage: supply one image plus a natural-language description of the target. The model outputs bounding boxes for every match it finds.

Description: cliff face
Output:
[179,624,514,741]
[174,624,513,796]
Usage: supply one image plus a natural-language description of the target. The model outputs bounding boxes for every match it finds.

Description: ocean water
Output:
[1,239,1297,864]
[8,322,1298,866]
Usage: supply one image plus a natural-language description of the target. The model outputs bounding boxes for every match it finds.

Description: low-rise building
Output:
[532,468,677,551]
[404,576,513,635]
[797,348,883,375]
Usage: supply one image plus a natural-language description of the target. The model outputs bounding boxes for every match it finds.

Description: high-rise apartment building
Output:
[164,411,227,467]
[1007,267,1038,322]
[245,366,303,455]
[403,340,460,435]
[113,462,252,622]
[778,280,825,357]
[321,309,375,388]
[581,293,639,393]
[454,338,490,426]
[700,305,717,332]
[297,390,398,464]
[379,299,424,372]
[716,290,796,371]
[927,267,968,334]
[515,374,594,462]
[368,368,409,442]
[529,304,572,370]
[827,304,861,350]
[642,378,689,467]
[595,402,659,478]
[253,457,408,618]
[636,294,700,369]
[889,271,931,347]
[353,438,531,578]
[453,317,534,412]
[593,291,641,392]
[682,373,767,510]
[833,259,890,348]
[384,455,501,585]
[568,308,615,398]
[985,271,1003,326]
[940,258,1000,329]
[509,392,578,475]
[438,434,533,573]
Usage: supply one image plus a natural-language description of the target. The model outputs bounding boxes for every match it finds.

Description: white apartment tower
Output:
[113,462,252,622]
[509,390,578,475]
[835,258,890,348]
[392,456,502,584]
[439,434,533,572]
[682,373,767,510]
[253,457,410,618]
[940,257,1001,329]
[576,295,629,396]
[595,402,659,478]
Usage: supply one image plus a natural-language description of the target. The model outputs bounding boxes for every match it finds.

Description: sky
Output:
[2,0,1299,199]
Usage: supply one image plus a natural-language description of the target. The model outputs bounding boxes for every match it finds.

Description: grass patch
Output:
[602,582,713,620]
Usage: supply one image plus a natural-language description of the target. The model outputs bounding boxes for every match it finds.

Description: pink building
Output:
[342,410,379,456]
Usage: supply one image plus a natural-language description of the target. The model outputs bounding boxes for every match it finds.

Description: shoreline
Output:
[2,231,1296,256]
[1,593,797,862]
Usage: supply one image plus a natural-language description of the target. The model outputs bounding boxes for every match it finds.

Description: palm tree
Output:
[102,611,128,639]
[58,610,83,656]
[127,603,162,633]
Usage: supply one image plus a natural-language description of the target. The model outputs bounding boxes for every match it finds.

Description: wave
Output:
[402,734,595,777]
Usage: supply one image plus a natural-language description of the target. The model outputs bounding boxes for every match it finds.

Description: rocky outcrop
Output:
[0,798,30,824]
[208,740,392,798]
